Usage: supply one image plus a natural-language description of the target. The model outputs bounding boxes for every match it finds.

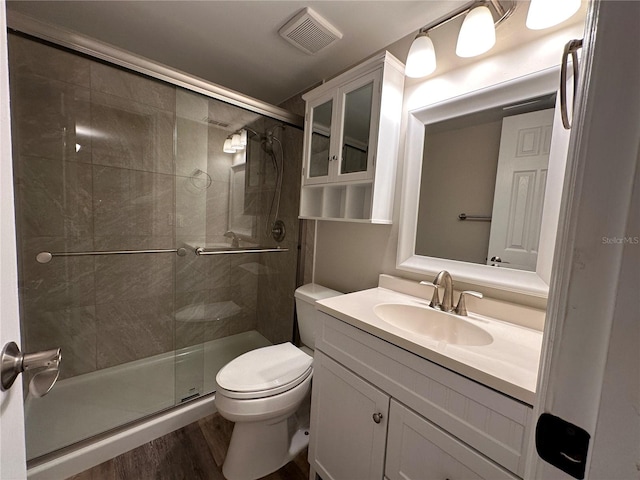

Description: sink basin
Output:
[373,303,493,346]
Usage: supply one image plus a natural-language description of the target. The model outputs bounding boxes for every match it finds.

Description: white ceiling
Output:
[6,1,469,105]
[6,1,588,107]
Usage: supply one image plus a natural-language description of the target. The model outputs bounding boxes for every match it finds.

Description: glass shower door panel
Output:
[8,34,180,459]
[173,90,274,402]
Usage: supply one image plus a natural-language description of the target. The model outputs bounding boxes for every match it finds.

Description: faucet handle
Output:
[420,280,440,309]
[454,291,483,316]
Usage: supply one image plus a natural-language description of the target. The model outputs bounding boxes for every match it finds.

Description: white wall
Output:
[314,21,585,308]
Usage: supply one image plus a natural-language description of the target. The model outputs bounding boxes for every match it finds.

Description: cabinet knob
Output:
[372,412,383,424]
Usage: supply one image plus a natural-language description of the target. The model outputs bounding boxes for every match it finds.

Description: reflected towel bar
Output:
[195,247,288,256]
[36,248,188,264]
[458,213,492,222]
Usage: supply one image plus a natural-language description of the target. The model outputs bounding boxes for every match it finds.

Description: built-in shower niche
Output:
[299,182,373,221]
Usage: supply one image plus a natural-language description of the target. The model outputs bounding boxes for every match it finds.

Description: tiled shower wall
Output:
[9,34,303,380]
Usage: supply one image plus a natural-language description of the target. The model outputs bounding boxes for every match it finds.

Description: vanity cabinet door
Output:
[385,400,519,480]
[309,351,389,480]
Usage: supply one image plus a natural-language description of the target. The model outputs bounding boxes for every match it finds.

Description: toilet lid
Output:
[216,343,313,395]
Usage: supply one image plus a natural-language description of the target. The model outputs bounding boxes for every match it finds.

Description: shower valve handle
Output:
[1,341,61,397]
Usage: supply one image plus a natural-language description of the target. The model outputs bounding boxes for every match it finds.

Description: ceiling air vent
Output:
[279,7,343,55]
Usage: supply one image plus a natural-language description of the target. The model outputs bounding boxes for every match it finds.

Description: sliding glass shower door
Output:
[8,32,303,461]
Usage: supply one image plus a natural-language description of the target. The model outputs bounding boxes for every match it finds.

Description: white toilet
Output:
[214,283,342,480]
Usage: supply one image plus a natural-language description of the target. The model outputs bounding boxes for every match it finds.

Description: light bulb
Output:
[526,0,581,30]
[231,133,243,150]
[456,5,496,58]
[223,137,235,153]
[405,32,437,78]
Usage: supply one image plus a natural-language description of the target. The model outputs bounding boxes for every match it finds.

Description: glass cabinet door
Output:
[308,99,333,179]
[340,81,373,175]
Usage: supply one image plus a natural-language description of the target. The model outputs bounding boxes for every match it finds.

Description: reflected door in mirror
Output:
[488,109,553,270]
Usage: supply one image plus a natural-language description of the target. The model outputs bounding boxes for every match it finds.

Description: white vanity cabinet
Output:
[309,311,531,480]
[310,352,389,480]
[299,51,404,223]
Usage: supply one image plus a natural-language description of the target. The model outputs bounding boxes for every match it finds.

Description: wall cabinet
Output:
[299,52,404,223]
[309,312,531,480]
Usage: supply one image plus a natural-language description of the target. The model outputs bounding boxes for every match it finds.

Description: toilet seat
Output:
[216,343,313,400]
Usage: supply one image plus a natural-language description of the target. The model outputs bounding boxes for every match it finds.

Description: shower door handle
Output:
[1,342,61,397]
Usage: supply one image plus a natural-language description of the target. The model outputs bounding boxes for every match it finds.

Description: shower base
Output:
[25,330,271,467]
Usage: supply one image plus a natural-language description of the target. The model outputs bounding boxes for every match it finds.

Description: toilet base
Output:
[222,416,310,480]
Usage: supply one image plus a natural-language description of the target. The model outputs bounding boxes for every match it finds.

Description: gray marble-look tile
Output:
[95,295,174,369]
[8,34,91,88]
[175,290,208,349]
[94,253,173,305]
[19,237,96,312]
[175,174,208,238]
[176,248,228,294]
[92,235,175,251]
[176,117,209,178]
[90,92,174,174]
[22,304,97,380]
[10,73,91,163]
[93,166,174,238]
[206,129,234,182]
[91,62,175,112]
[204,180,230,239]
[14,156,93,239]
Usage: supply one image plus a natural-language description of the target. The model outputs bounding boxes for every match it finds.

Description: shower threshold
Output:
[24,330,271,461]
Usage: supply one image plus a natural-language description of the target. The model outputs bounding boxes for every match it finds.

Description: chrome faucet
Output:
[420,271,484,315]
[433,270,454,312]
[224,230,240,248]
[420,270,454,312]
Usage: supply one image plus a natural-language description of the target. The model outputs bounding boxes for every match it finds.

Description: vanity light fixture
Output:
[405,31,436,78]
[239,129,248,147]
[223,136,236,153]
[526,0,581,30]
[456,5,496,58]
[405,0,516,79]
[231,133,243,150]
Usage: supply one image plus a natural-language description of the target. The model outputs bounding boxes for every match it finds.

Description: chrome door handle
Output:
[561,38,583,129]
[1,342,61,397]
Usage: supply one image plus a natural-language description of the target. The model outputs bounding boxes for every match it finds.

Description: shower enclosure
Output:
[7,32,304,462]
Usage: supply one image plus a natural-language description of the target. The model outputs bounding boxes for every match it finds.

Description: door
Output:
[309,351,389,480]
[527,1,640,478]
[0,2,28,478]
[487,108,554,270]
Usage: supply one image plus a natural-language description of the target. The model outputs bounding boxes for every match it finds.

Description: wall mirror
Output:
[397,68,571,297]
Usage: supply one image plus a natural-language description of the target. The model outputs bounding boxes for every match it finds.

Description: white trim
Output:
[6,11,303,128]
[0,0,27,477]
[397,68,564,298]
[527,0,640,477]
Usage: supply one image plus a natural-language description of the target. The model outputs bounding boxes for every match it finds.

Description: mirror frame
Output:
[397,67,568,298]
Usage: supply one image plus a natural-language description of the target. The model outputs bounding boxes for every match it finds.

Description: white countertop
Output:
[316,287,543,405]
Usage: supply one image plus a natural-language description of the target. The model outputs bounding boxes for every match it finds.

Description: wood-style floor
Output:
[68,413,309,480]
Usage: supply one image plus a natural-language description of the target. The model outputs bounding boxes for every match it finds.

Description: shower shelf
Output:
[35,248,188,264]
[195,246,288,256]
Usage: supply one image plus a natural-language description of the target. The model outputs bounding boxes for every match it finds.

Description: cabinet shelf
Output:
[300,182,384,222]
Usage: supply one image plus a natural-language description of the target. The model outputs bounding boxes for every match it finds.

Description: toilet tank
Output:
[294,284,342,351]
